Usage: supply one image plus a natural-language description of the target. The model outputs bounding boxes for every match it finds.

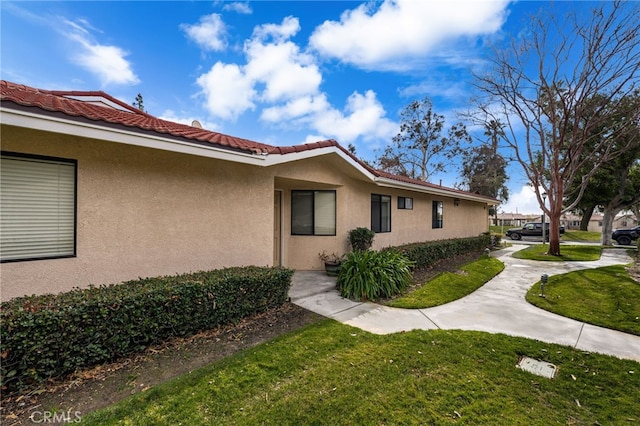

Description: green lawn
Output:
[526,265,640,335]
[562,230,602,242]
[513,244,602,261]
[83,321,640,425]
[388,257,504,309]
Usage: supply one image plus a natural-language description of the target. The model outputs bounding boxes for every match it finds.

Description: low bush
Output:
[0,266,293,393]
[337,249,414,301]
[348,227,375,252]
[396,234,492,269]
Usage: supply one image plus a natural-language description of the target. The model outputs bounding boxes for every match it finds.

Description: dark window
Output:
[1,152,77,262]
[432,200,443,229]
[291,190,336,235]
[398,196,413,210]
[371,194,391,233]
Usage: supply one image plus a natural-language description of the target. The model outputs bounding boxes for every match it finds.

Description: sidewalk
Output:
[289,245,640,362]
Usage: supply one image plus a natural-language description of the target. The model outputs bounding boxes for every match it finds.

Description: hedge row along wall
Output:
[396,234,494,270]
[1,266,293,393]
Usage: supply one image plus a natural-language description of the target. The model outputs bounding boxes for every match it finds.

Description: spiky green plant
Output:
[337,249,414,300]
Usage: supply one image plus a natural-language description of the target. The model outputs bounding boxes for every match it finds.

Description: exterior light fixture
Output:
[485,247,491,257]
[540,274,549,298]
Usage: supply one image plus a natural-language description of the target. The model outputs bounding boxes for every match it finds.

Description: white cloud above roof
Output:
[63,19,139,86]
[196,62,255,120]
[194,15,396,143]
[309,0,509,70]
[245,19,322,102]
[181,13,227,51]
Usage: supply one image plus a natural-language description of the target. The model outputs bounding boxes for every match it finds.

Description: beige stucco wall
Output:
[273,155,490,271]
[1,126,274,301]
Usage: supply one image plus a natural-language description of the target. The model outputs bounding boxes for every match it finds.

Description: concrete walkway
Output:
[289,244,640,362]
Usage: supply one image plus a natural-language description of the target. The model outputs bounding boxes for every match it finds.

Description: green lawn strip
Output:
[526,265,640,336]
[82,321,639,425]
[388,257,504,309]
[513,245,602,261]
[562,230,602,242]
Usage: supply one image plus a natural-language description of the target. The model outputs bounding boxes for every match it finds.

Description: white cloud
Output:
[245,19,322,102]
[194,15,397,144]
[312,91,397,143]
[309,0,509,70]
[261,94,329,122]
[64,19,139,86]
[181,13,227,51]
[500,185,544,215]
[222,2,252,14]
[196,62,255,120]
[302,134,329,144]
[262,91,396,144]
[252,15,300,42]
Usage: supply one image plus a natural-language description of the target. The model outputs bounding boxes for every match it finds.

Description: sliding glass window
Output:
[291,190,336,235]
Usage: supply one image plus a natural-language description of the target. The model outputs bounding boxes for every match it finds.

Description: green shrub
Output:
[348,227,375,252]
[0,266,293,393]
[337,249,414,301]
[396,235,492,269]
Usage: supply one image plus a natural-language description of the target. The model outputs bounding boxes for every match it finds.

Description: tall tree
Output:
[564,93,640,240]
[473,1,640,255]
[132,93,145,112]
[376,97,470,182]
[459,120,509,201]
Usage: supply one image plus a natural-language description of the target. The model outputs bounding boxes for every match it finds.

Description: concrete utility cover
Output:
[516,356,558,379]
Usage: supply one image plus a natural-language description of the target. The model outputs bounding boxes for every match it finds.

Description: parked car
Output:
[611,225,640,245]
[505,222,565,241]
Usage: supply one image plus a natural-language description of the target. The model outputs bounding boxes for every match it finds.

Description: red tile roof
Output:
[1,80,497,202]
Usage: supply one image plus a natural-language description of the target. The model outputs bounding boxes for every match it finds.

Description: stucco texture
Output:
[1,126,273,300]
[272,155,490,271]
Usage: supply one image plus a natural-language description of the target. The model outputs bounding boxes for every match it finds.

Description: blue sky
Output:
[2,0,586,214]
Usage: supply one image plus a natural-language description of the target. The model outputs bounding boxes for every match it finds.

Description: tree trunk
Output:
[548,210,562,256]
[579,206,595,231]
[601,205,623,245]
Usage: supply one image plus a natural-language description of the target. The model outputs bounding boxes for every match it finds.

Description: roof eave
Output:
[374,176,500,205]
[0,106,268,166]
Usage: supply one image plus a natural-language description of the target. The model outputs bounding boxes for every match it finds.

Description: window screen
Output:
[1,152,77,262]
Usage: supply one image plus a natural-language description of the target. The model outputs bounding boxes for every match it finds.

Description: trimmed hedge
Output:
[0,266,293,393]
[396,234,493,270]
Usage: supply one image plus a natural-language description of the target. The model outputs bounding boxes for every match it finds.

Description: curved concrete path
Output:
[289,245,640,362]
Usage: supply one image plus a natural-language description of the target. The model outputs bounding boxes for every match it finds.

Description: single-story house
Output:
[494,212,539,227]
[560,213,604,232]
[0,81,498,301]
[613,213,638,230]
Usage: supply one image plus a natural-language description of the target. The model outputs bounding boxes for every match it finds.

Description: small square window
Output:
[398,197,413,210]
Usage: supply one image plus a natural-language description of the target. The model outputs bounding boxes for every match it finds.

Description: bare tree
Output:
[377,97,470,182]
[472,1,640,255]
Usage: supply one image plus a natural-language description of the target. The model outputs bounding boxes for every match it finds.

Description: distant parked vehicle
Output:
[611,225,640,246]
[505,222,565,241]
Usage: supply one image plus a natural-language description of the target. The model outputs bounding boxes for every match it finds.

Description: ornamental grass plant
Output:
[337,249,414,301]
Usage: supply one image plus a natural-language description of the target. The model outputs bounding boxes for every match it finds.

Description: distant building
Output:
[613,213,638,230]
[495,213,539,227]
[560,213,603,232]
